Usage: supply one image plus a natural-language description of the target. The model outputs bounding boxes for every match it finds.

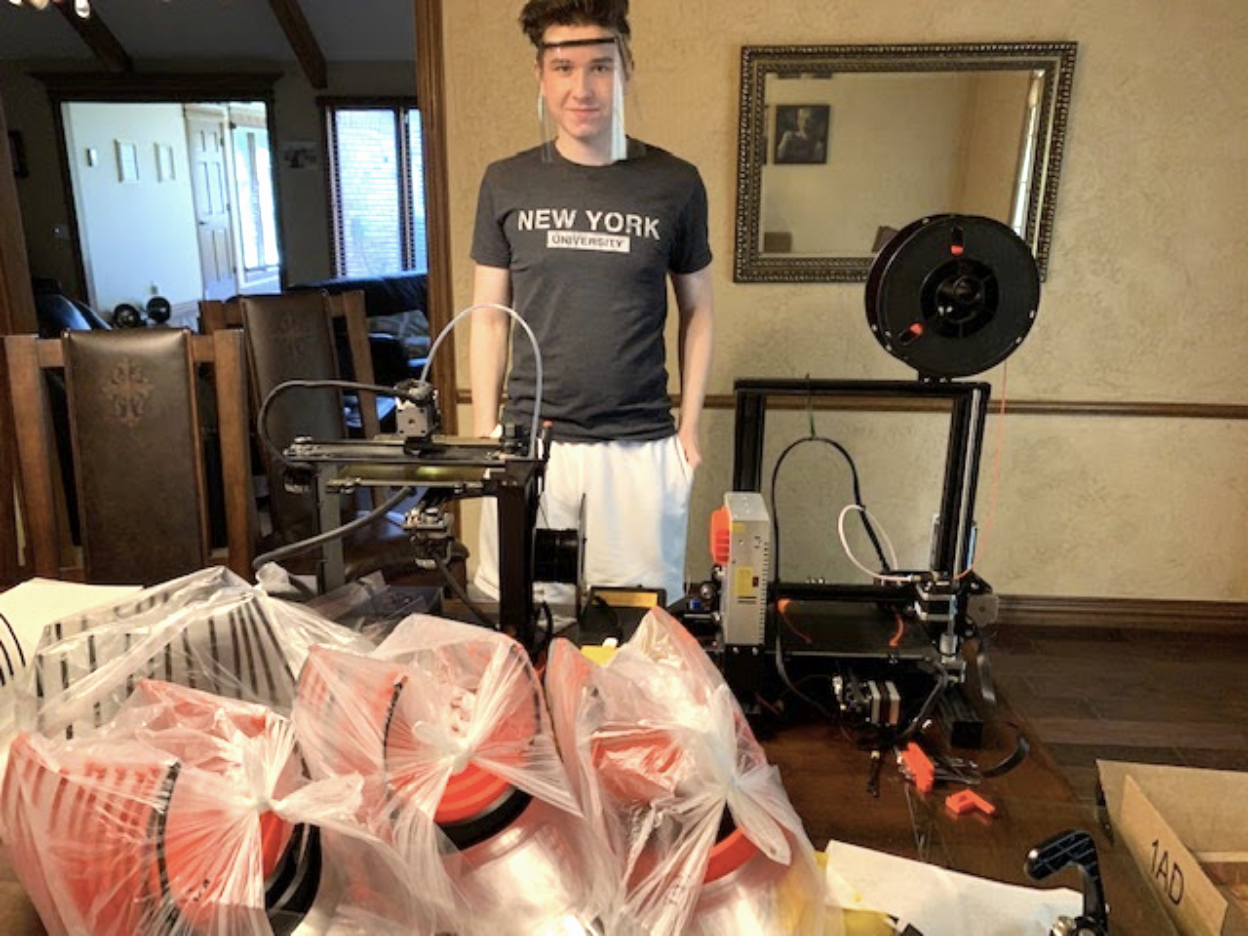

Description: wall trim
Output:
[453,391,1248,423]
[997,595,1248,633]
[699,395,1248,421]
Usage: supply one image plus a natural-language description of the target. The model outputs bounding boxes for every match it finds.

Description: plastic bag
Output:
[14,566,371,743]
[1,680,309,936]
[291,614,616,935]
[0,577,140,777]
[545,607,827,936]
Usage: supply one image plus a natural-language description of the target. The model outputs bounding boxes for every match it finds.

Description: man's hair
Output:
[519,0,631,50]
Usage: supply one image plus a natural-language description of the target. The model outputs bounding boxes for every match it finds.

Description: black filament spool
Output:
[533,527,581,584]
[865,214,1041,379]
[265,824,322,934]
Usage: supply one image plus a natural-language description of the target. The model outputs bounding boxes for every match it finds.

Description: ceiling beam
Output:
[267,0,328,90]
[55,2,133,73]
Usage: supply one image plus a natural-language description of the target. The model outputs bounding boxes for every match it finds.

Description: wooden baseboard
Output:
[998,595,1248,634]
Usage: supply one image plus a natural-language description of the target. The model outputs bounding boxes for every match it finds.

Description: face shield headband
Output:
[536,33,631,163]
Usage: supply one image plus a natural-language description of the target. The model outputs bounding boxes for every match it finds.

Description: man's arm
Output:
[776,130,794,161]
[469,263,512,437]
[672,266,714,470]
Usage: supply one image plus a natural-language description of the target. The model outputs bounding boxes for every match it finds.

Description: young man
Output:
[470,0,715,610]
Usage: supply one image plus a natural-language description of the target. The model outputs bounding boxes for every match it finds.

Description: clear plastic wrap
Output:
[1,680,310,936]
[0,577,140,778]
[291,614,616,935]
[14,566,372,742]
[544,607,827,936]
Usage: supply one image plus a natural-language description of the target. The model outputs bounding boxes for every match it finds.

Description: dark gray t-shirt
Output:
[471,141,712,442]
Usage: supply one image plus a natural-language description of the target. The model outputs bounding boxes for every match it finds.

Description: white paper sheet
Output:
[825,838,1081,936]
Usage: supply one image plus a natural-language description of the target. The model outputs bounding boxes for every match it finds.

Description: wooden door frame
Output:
[29,73,285,308]
[413,0,457,433]
[0,96,35,585]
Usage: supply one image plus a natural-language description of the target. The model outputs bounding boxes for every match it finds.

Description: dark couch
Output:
[293,271,431,386]
[32,278,112,337]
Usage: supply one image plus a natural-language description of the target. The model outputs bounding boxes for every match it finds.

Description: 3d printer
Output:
[685,214,1042,741]
[257,305,580,653]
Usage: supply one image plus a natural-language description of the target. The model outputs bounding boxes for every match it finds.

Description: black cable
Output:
[890,661,952,748]
[251,485,415,570]
[434,555,495,629]
[957,627,1031,776]
[772,630,839,723]
[766,434,891,590]
[256,377,417,466]
[587,593,624,642]
[978,727,1030,777]
[532,602,556,660]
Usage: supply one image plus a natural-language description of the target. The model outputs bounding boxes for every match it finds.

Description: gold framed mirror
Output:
[733,42,1077,283]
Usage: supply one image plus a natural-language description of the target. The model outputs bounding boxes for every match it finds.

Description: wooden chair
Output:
[200,290,438,590]
[4,328,256,585]
[199,289,383,440]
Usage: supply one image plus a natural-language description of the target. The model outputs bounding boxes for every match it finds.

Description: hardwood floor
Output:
[983,622,1248,803]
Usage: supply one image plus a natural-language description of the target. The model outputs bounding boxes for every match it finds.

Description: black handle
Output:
[1025,828,1109,936]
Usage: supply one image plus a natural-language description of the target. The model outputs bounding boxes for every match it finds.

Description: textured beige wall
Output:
[444,0,1248,601]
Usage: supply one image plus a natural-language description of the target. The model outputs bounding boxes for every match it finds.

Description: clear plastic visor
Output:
[536,34,631,164]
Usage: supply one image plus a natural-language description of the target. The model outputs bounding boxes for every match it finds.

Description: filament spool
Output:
[865,214,1041,379]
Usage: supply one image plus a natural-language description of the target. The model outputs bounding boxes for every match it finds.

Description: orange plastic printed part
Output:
[900,742,935,793]
[710,505,731,565]
[945,789,996,817]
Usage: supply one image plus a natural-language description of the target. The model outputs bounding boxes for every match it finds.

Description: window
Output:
[232,122,279,274]
[324,101,428,277]
[1009,72,1046,236]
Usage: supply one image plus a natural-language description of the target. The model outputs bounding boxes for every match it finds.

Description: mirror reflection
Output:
[734,43,1077,283]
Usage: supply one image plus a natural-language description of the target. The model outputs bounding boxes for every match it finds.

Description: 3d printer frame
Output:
[724,377,992,692]
[281,435,547,649]
[734,377,991,579]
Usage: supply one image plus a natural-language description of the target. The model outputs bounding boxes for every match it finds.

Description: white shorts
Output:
[473,435,695,608]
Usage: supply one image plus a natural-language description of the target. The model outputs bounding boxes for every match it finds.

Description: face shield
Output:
[536,32,633,164]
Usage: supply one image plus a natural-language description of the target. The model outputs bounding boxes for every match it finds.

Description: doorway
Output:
[61,99,281,328]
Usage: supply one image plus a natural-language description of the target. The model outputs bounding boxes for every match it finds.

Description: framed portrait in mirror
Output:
[774,104,830,165]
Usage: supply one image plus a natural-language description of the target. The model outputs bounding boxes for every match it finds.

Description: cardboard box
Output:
[1099,761,1248,936]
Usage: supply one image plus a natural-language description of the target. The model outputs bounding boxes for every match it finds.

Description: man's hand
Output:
[678,423,702,472]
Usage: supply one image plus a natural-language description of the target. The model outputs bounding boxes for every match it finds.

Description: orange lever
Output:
[900,742,935,793]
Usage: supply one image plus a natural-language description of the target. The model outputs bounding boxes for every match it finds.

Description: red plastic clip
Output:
[900,742,935,793]
[945,789,996,817]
